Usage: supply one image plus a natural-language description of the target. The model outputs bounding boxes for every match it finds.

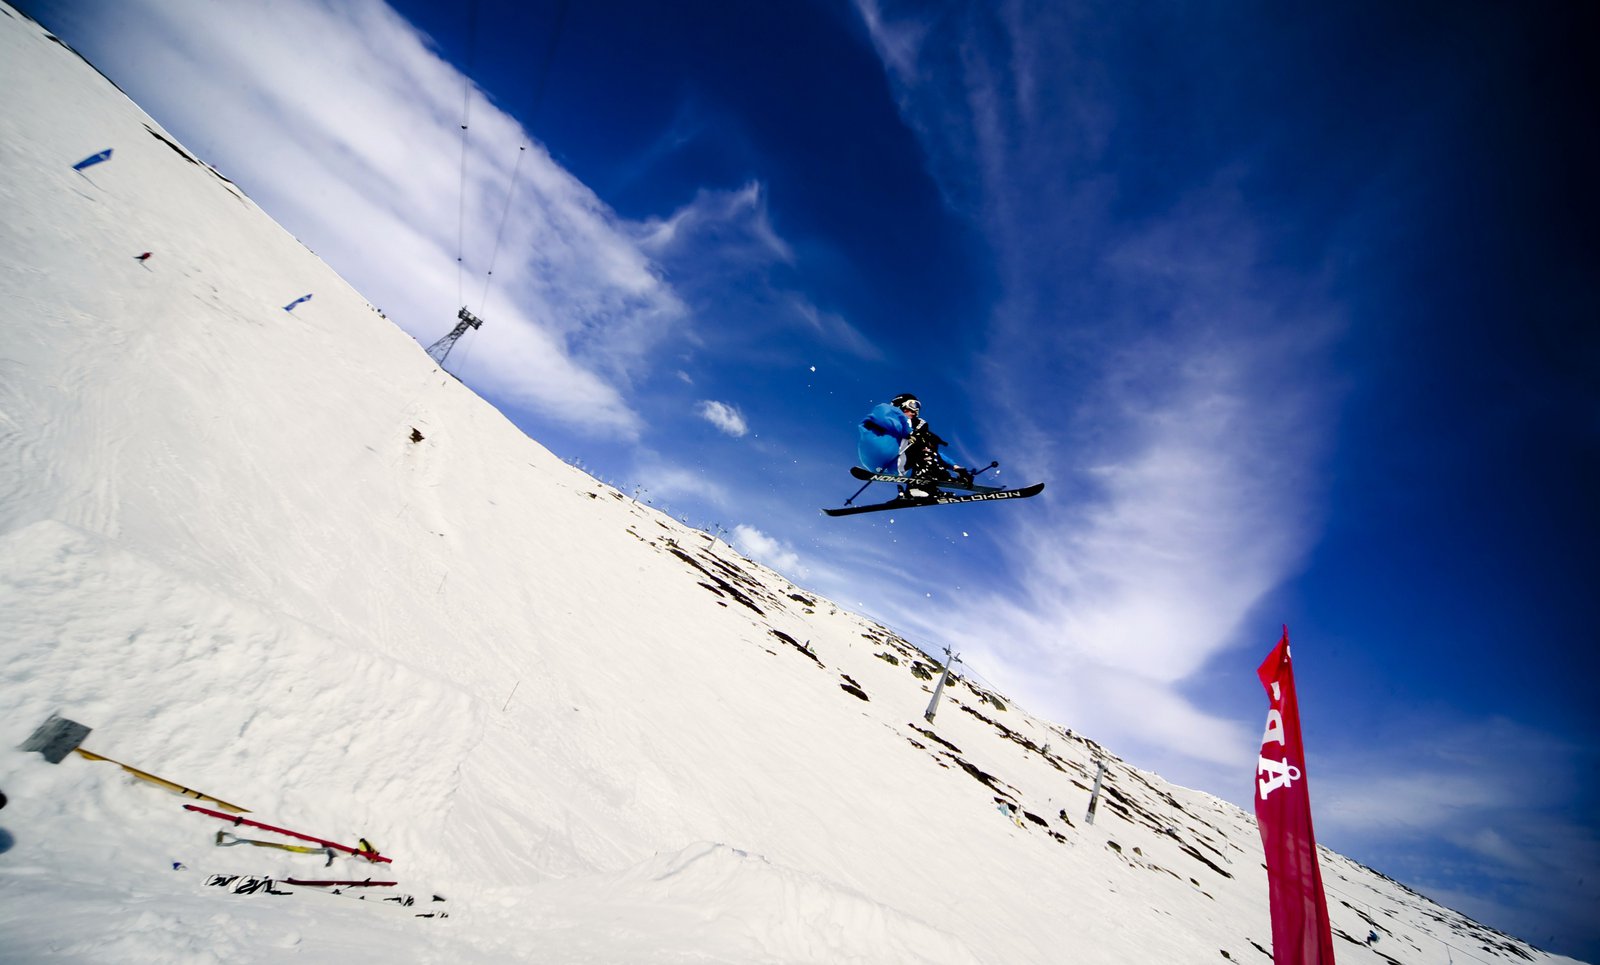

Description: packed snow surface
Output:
[0,6,1583,963]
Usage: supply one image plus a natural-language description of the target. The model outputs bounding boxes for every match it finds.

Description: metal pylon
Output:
[426,307,484,366]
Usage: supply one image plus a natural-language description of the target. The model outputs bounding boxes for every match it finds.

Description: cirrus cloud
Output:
[696,400,749,437]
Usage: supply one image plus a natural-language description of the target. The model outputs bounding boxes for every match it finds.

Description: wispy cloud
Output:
[60,0,687,440]
[851,0,1339,772]
[848,3,1595,954]
[1316,714,1600,952]
[731,524,803,575]
[790,299,882,361]
[635,181,793,265]
[695,400,749,437]
[626,446,733,505]
[627,181,885,367]
[851,0,927,93]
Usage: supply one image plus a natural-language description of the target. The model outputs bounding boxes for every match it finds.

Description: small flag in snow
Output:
[73,149,113,171]
[283,294,313,312]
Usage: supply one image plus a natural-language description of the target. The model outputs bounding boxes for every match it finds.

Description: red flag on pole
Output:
[1256,627,1336,965]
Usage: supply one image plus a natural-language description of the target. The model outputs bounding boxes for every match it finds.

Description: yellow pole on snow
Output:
[73,748,250,813]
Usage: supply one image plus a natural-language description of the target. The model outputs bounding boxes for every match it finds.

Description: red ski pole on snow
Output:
[183,804,391,863]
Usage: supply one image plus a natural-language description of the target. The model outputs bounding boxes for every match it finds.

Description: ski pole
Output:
[184,804,392,863]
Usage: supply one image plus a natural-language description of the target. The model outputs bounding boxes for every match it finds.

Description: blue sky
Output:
[25,0,1598,956]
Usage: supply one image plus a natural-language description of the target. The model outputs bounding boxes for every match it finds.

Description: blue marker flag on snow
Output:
[283,294,313,312]
[72,149,113,171]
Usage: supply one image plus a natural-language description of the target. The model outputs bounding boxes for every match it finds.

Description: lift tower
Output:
[426,307,483,367]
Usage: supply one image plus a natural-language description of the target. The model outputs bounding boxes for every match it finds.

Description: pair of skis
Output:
[202,873,448,918]
[823,466,1043,517]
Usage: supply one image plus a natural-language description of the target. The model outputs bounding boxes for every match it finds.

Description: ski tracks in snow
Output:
[451,841,986,965]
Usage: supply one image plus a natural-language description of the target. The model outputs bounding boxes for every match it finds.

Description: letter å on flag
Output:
[1256,627,1336,965]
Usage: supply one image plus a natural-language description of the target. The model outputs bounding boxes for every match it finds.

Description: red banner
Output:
[1255,628,1336,965]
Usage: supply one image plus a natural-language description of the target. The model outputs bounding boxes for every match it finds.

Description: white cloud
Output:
[855,282,1332,773]
[59,0,687,440]
[846,0,1341,778]
[695,400,748,438]
[851,0,927,86]
[1317,716,1589,837]
[791,298,882,360]
[648,469,730,512]
[628,181,876,366]
[1312,715,1600,952]
[731,524,803,576]
[635,181,793,265]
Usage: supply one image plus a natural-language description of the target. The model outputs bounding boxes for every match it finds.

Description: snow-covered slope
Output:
[0,7,1581,963]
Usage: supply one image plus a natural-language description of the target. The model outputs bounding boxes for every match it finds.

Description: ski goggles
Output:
[898,399,920,413]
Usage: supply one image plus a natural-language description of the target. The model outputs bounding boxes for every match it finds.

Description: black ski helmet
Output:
[891,392,921,413]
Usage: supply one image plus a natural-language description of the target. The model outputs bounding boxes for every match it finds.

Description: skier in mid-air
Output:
[830,392,1043,516]
[858,393,973,496]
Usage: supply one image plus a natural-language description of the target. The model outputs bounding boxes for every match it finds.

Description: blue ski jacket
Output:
[857,402,914,472]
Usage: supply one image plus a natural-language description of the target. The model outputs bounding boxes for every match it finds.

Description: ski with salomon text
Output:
[823,483,1044,516]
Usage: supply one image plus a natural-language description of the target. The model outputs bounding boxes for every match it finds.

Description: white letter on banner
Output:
[1261,709,1286,747]
[1257,756,1302,800]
